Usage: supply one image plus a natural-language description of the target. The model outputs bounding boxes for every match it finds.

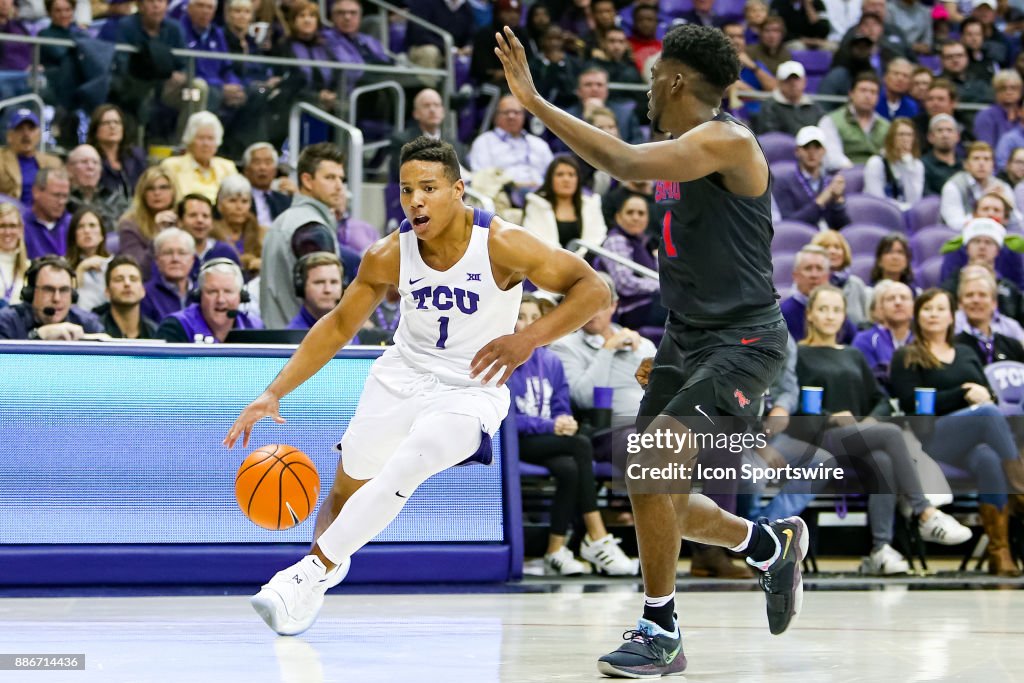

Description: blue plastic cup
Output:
[915,387,937,415]
[800,386,824,415]
[593,386,614,410]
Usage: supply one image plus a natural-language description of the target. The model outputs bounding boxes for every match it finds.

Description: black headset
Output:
[188,258,251,304]
[21,255,79,304]
[292,251,343,299]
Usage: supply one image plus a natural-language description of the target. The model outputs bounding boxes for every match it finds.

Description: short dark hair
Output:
[929,77,959,100]
[660,24,740,105]
[632,3,657,19]
[961,16,983,33]
[851,70,881,91]
[399,137,461,183]
[177,192,214,219]
[296,142,346,183]
[105,254,143,287]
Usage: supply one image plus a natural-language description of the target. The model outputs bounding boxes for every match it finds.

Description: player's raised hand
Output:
[223,391,286,450]
[470,332,535,386]
[494,26,540,110]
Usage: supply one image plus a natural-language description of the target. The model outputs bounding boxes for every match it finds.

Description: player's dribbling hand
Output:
[223,391,286,449]
[494,26,540,110]
[635,357,653,388]
[470,333,534,386]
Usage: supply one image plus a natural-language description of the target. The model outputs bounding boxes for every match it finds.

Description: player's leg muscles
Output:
[311,460,369,550]
[314,413,482,565]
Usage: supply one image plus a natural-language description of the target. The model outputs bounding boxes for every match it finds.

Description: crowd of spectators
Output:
[7,0,1024,576]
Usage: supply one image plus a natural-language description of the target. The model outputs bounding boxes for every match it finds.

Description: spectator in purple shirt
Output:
[181,0,247,113]
[772,126,851,230]
[141,227,195,322]
[177,193,241,280]
[324,0,393,92]
[23,168,72,259]
[597,195,662,329]
[0,0,32,99]
[156,257,262,342]
[286,251,346,331]
[781,245,858,343]
[508,293,638,577]
[852,279,914,386]
[973,70,1022,149]
[0,108,63,206]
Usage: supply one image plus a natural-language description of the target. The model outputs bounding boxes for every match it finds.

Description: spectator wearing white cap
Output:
[942,218,1024,331]
[0,108,62,206]
[940,141,1020,229]
[773,126,852,229]
[754,61,825,136]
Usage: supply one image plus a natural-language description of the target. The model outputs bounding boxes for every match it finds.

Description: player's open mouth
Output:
[413,216,430,227]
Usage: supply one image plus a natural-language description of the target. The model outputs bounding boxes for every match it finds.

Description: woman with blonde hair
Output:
[116,167,180,279]
[795,284,970,574]
[811,230,872,327]
[215,174,266,277]
[0,203,29,305]
[864,117,924,210]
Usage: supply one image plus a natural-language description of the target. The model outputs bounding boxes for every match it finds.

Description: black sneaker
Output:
[596,618,686,679]
[748,516,809,635]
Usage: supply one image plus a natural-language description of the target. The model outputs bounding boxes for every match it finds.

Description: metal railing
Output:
[348,80,405,162]
[463,186,496,213]
[608,80,989,112]
[567,239,659,281]
[0,94,47,153]
[289,102,364,219]
[476,83,503,138]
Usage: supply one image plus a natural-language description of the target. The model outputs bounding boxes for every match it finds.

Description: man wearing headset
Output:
[156,258,263,343]
[0,255,105,340]
[286,251,344,331]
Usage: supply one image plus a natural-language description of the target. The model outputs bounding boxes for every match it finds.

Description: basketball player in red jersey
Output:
[498,24,808,678]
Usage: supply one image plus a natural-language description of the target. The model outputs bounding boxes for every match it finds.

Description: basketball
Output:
[235,445,320,531]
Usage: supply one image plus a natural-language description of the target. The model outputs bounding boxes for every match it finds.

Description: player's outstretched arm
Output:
[494,26,754,185]
[470,224,609,386]
[224,237,398,449]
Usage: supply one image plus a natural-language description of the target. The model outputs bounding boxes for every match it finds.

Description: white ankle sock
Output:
[644,591,675,608]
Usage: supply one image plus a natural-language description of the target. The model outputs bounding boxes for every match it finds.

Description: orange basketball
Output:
[235,445,320,530]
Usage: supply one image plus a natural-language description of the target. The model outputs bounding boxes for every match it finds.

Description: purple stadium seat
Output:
[659,0,692,19]
[805,75,823,94]
[918,55,941,74]
[842,223,893,258]
[773,252,797,290]
[717,0,746,21]
[759,132,796,164]
[910,225,958,263]
[773,220,818,252]
[849,255,875,282]
[789,49,832,76]
[455,53,472,89]
[840,165,865,194]
[984,361,1024,415]
[520,461,551,477]
[389,20,407,53]
[844,193,905,231]
[904,195,942,234]
[916,256,945,288]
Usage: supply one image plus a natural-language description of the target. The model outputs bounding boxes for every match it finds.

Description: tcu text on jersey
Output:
[409,285,480,314]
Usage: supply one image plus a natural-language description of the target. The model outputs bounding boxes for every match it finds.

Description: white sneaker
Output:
[919,509,972,545]
[251,555,349,635]
[860,544,911,576]
[580,534,640,576]
[544,546,586,576]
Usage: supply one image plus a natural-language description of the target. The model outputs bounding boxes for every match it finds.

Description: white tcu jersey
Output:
[390,207,523,386]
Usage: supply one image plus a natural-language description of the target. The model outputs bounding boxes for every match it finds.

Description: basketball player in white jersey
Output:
[224,137,609,636]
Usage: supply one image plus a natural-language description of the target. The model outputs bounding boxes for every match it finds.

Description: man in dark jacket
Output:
[0,256,104,339]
